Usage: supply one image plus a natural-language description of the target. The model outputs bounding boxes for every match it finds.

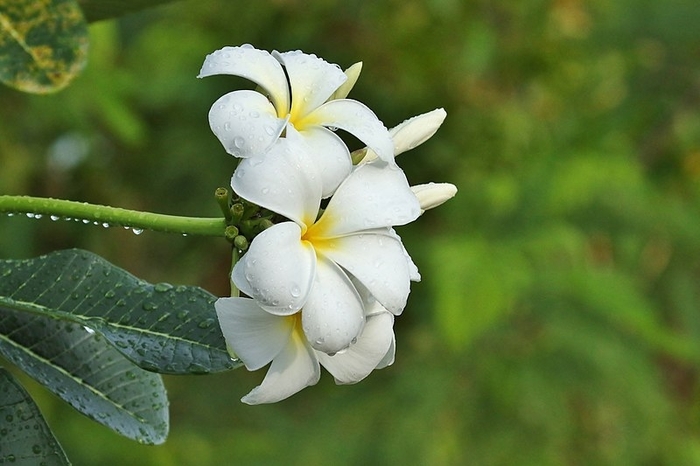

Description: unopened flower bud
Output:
[233,235,248,251]
[329,62,363,100]
[363,108,447,162]
[411,182,457,213]
[224,225,239,242]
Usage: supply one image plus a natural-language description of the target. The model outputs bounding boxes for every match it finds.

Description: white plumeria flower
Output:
[215,295,395,404]
[199,45,394,197]
[230,128,421,355]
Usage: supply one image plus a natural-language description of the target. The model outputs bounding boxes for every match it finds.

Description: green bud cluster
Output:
[215,188,277,252]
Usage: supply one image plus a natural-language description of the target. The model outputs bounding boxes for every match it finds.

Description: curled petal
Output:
[215,297,292,371]
[312,161,421,237]
[387,228,421,282]
[375,334,396,369]
[316,312,395,384]
[241,326,320,405]
[299,126,352,198]
[231,134,322,226]
[233,222,315,315]
[302,257,365,354]
[208,90,285,158]
[198,45,290,115]
[316,232,411,314]
[275,50,347,121]
[300,99,394,162]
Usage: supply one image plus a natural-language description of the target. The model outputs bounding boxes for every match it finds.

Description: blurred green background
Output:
[3,0,700,464]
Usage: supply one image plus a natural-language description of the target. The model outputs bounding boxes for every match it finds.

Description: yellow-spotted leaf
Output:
[0,0,88,93]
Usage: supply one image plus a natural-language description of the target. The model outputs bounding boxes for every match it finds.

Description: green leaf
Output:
[0,368,70,465]
[0,309,169,444]
[0,249,239,374]
[77,0,181,23]
[0,0,89,94]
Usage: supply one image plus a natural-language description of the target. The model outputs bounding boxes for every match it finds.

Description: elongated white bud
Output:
[411,182,458,213]
[363,108,447,161]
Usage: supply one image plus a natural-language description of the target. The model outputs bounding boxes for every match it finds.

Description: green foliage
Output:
[0,0,88,93]
[0,0,182,94]
[0,249,237,374]
[0,309,169,444]
[0,368,69,465]
[0,249,240,457]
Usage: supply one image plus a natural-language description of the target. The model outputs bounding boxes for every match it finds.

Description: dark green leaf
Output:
[0,368,70,465]
[0,0,89,93]
[77,0,182,23]
[0,249,239,374]
[0,309,169,444]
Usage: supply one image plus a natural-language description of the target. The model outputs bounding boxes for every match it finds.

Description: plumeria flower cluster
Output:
[199,45,456,404]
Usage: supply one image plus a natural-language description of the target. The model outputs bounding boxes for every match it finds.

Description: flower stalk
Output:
[0,195,227,237]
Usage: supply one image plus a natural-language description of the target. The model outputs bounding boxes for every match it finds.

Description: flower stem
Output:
[0,195,226,237]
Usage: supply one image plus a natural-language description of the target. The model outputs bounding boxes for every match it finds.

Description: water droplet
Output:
[142,302,158,311]
[104,290,116,299]
[132,228,144,235]
[32,444,42,454]
[198,318,215,329]
[290,285,301,297]
[154,283,173,293]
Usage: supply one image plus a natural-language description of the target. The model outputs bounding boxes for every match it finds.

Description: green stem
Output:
[0,195,226,237]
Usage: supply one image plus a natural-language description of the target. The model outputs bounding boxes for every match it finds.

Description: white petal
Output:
[275,50,347,121]
[241,327,320,405]
[302,257,365,354]
[316,312,395,384]
[387,228,421,282]
[299,126,352,198]
[301,99,394,162]
[313,161,421,237]
[231,134,322,226]
[214,297,292,371]
[198,45,290,115]
[231,260,255,298]
[233,222,315,315]
[208,90,285,158]
[375,334,395,369]
[317,232,411,314]
[340,279,396,368]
